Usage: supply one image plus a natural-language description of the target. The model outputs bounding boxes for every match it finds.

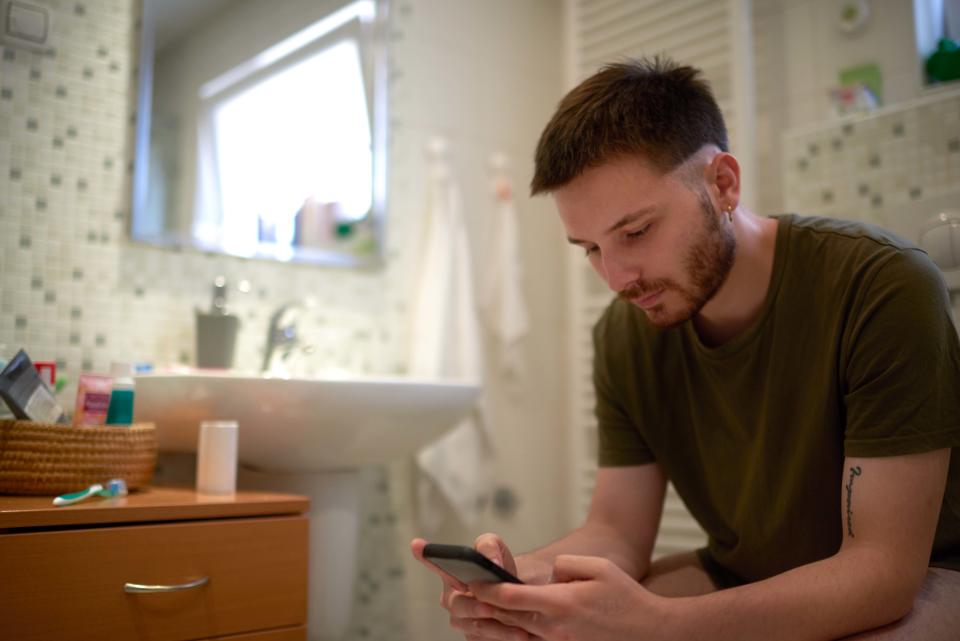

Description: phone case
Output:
[422,543,523,584]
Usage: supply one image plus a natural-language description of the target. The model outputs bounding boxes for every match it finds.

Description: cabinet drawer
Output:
[0,515,308,641]
[209,625,306,640]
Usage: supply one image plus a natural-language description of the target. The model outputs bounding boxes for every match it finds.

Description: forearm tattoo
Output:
[845,466,862,538]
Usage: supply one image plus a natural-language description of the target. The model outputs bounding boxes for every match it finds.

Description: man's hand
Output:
[471,554,670,641]
[411,533,538,640]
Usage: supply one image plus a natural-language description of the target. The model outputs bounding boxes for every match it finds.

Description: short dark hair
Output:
[530,57,729,195]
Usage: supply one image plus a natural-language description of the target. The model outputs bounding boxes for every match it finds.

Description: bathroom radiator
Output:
[563,0,757,559]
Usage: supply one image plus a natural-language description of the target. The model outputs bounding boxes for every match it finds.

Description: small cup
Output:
[196,420,238,495]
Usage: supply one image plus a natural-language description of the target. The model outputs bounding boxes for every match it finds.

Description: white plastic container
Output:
[195,420,238,495]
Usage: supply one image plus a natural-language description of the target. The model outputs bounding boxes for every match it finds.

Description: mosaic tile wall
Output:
[783,89,960,233]
[0,2,409,639]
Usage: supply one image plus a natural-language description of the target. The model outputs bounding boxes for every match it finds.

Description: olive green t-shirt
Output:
[594,214,960,587]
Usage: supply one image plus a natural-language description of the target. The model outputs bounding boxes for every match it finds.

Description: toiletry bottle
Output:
[105,362,135,426]
[196,276,240,369]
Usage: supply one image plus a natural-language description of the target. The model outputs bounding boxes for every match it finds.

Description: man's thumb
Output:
[551,555,609,583]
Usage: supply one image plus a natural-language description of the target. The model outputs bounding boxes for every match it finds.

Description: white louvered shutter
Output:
[564,0,756,559]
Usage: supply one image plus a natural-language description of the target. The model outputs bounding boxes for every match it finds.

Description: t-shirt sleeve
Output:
[843,248,960,457]
[593,310,657,466]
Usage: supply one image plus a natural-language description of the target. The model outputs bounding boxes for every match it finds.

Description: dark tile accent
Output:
[66,126,77,138]
[51,174,61,186]
[29,68,40,80]
[0,87,12,100]
[31,276,43,289]
[892,122,904,137]
[74,3,86,15]
[821,190,834,204]
[44,291,56,304]
[83,67,94,79]
[99,230,109,243]
[103,157,114,170]
[868,153,881,168]
[36,197,46,211]
[72,268,83,280]
[87,230,97,242]
[95,334,106,347]
[871,194,883,208]
[10,167,21,180]
[831,138,843,151]
[949,138,960,153]
[81,358,93,371]
[796,158,808,171]
[69,333,80,346]
[910,187,923,200]
[114,210,124,221]
[808,143,819,156]
[858,183,870,196]
[3,49,14,62]
[15,316,27,329]
[19,236,31,248]
[109,61,119,73]
[97,46,108,58]
[53,136,63,148]
[26,118,38,131]
[56,359,66,369]
[55,85,67,98]
[134,287,145,298]
[71,307,82,319]
[77,178,88,191]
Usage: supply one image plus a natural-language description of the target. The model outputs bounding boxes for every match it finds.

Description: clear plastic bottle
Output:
[105,362,135,426]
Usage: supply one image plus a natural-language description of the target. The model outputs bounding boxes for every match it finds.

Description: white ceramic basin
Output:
[134,372,480,473]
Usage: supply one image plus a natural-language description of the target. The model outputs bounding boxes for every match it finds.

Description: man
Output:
[412,58,960,640]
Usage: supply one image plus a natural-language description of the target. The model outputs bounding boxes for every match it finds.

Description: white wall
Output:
[385,2,567,638]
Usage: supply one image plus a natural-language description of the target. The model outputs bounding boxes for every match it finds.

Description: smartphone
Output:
[422,543,523,585]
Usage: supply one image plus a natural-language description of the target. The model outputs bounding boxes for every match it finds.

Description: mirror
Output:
[132,0,389,267]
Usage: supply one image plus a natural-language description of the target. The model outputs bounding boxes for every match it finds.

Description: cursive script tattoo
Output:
[845,466,862,537]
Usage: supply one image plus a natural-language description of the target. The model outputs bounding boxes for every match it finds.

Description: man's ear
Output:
[710,152,741,209]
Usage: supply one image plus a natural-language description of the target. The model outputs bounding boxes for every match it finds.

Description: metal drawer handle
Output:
[124,576,209,593]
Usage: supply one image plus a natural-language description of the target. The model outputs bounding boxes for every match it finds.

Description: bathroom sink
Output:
[134,372,480,473]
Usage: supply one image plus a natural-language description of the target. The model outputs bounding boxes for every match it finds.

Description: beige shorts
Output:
[837,567,960,640]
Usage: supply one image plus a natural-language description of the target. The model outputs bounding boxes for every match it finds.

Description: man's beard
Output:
[618,192,736,328]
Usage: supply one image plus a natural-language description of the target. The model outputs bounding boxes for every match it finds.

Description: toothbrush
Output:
[53,484,103,506]
[53,478,128,507]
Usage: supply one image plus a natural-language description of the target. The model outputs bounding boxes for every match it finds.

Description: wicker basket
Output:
[0,419,157,495]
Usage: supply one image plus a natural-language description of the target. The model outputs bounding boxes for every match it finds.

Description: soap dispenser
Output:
[195,276,240,369]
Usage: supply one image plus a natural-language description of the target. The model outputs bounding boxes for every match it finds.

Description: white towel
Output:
[480,153,530,378]
[409,137,493,531]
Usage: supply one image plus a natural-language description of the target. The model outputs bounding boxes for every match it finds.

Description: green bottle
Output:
[105,362,135,426]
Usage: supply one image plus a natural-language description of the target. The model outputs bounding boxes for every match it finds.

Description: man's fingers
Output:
[448,590,495,618]
[451,615,534,641]
[410,538,469,591]
[474,532,506,566]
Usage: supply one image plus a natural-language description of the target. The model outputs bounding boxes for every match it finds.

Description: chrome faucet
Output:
[261,302,304,374]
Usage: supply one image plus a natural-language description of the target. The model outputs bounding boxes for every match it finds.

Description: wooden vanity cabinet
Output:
[0,487,309,641]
